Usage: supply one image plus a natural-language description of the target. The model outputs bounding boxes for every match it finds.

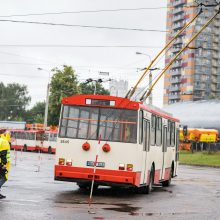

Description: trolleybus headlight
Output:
[102,143,111,152]
[82,142,90,151]
[59,158,65,165]
[119,163,125,170]
[66,159,72,166]
[127,164,133,171]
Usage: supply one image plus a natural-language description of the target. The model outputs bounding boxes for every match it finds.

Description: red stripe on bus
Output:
[11,145,23,150]
[146,169,161,184]
[154,170,160,184]
[55,165,141,186]
[164,168,171,181]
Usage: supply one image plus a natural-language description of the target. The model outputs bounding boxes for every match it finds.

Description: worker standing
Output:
[0,132,11,199]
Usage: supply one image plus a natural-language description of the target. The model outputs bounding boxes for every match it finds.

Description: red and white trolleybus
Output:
[54,94,179,193]
[9,129,44,152]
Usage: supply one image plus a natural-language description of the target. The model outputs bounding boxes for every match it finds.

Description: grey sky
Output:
[0,0,167,108]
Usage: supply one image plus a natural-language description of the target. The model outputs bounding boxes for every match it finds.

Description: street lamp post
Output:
[37,68,51,130]
[136,51,152,63]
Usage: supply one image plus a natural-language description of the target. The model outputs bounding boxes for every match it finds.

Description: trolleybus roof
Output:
[62,94,179,122]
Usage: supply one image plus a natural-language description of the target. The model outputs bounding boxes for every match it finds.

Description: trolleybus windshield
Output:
[59,105,138,143]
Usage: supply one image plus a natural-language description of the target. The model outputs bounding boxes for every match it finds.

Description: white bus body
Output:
[41,131,57,154]
[55,95,179,192]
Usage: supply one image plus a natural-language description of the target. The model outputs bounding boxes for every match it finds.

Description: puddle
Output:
[103,203,140,214]
[130,212,154,216]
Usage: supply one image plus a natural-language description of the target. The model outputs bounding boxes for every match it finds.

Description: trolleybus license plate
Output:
[86,161,105,167]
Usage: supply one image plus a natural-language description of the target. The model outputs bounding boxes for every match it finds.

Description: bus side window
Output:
[171,122,175,147]
[167,120,171,147]
[151,115,156,146]
[139,110,143,144]
[143,120,150,151]
[156,117,162,146]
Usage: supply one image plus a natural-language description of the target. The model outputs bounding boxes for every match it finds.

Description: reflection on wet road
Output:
[0,152,220,220]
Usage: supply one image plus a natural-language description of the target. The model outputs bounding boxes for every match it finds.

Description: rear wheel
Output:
[23,145,27,152]
[48,146,52,154]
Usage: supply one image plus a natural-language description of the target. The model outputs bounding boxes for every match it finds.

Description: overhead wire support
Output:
[125,7,203,100]
[141,4,220,103]
[194,0,220,8]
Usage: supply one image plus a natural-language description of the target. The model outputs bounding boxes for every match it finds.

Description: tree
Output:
[80,81,110,95]
[0,82,31,121]
[48,65,110,126]
[25,101,45,123]
[48,65,81,125]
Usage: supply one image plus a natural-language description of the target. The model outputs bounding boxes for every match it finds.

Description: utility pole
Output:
[93,82,97,95]
[37,68,50,130]
[149,71,153,105]
[44,83,50,129]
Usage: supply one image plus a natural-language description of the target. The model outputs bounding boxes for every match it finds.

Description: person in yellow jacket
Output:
[0,132,10,199]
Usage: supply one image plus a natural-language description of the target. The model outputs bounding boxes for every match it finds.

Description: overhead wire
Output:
[0,19,168,32]
[0,44,164,48]
[0,6,196,18]
[0,50,58,65]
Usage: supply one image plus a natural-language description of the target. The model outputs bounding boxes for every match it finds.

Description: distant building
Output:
[109,79,145,101]
[164,0,220,105]
[0,121,26,130]
[109,79,128,97]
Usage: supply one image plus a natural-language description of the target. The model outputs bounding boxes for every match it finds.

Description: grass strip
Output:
[179,151,220,167]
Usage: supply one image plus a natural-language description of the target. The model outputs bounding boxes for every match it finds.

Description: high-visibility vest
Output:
[0,137,10,179]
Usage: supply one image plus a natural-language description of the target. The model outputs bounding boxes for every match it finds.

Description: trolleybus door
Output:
[142,119,150,184]
[161,126,168,180]
[174,129,179,176]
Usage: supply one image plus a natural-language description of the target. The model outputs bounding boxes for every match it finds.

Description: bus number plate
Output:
[86,161,105,167]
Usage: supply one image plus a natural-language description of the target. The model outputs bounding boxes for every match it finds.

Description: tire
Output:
[23,145,27,152]
[146,168,154,194]
[162,168,173,187]
[77,183,88,189]
[48,146,52,154]
[77,182,98,190]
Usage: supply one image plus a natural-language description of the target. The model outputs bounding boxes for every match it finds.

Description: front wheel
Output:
[77,183,98,190]
[146,168,154,194]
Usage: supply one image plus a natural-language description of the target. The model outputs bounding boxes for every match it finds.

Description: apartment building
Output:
[164,0,220,105]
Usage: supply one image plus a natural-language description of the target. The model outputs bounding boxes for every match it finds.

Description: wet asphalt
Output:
[0,151,220,220]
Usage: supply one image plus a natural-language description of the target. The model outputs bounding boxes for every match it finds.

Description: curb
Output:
[179,163,220,168]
